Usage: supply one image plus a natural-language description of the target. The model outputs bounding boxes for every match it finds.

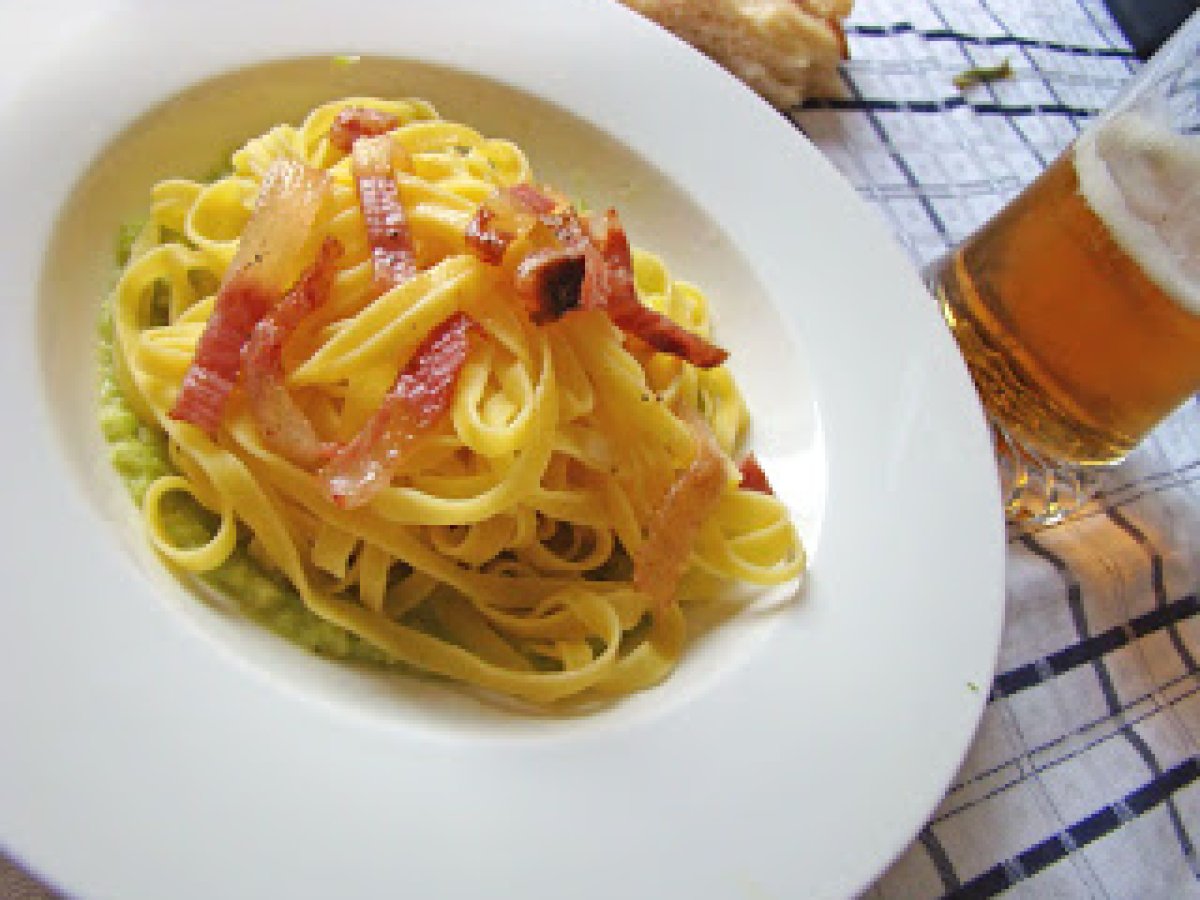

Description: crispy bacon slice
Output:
[352,135,418,292]
[242,237,342,468]
[506,183,559,216]
[584,211,729,368]
[737,453,774,495]
[329,106,399,155]
[466,189,727,368]
[510,204,592,324]
[464,183,563,264]
[463,205,513,265]
[633,416,730,613]
[514,246,589,324]
[169,280,275,435]
[321,313,475,509]
[611,303,728,368]
[170,161,331,436]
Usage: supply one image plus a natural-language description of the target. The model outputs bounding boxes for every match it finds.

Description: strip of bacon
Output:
[466,189,728,368]
[352,135,418,293]
[170,161,330,436]
[737,453,775,495]
[242,237,343,468]
[464,205,514,266]
[582,211,729,368]
[464,183,563,265]
[329,107,399,155]
[633,416,730,613]
[509,201,592,324]
[611,302,728,368]
[506,183,559,216]
[514,246,588,324]
[321,313,475,509]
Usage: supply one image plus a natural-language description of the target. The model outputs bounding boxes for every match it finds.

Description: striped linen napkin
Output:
[793,0,1200,896]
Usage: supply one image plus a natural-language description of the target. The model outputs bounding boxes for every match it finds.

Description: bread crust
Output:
[620,0,852,106]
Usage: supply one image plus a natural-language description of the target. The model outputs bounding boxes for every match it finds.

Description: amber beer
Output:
[929,112,1200,466]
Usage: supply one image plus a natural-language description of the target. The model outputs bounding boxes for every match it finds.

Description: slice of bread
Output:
[620,0,852,107]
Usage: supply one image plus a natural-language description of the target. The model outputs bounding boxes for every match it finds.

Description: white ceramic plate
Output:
[0,2,1004,897]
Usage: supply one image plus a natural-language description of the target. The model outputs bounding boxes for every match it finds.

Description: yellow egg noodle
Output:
[105,96,805,704]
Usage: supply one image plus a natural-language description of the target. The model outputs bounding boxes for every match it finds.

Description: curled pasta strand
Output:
[142,475,238,573]
[518,521,614,574]
[185,176,258,268]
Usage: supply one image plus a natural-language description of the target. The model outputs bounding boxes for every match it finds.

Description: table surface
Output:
[3,1,1200,898]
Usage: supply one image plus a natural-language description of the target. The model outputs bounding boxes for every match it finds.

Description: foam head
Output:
[1075,111,1200,315]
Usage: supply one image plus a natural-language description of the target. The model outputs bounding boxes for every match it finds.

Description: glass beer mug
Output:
[925,11,1200,526]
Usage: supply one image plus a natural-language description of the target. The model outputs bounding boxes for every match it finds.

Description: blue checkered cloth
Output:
[793,0,1200,896]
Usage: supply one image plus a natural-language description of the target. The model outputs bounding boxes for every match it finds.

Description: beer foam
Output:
[1074,112,1200,316]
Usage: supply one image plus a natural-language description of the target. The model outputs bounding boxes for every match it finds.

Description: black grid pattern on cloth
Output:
[790,1,1200,896]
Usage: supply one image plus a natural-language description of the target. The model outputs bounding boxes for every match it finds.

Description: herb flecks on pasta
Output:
[103,97,805,704]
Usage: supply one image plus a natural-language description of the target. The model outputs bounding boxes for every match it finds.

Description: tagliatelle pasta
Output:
[100,96,805,704]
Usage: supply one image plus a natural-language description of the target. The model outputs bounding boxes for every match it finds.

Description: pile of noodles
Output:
[104,96,805,704]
